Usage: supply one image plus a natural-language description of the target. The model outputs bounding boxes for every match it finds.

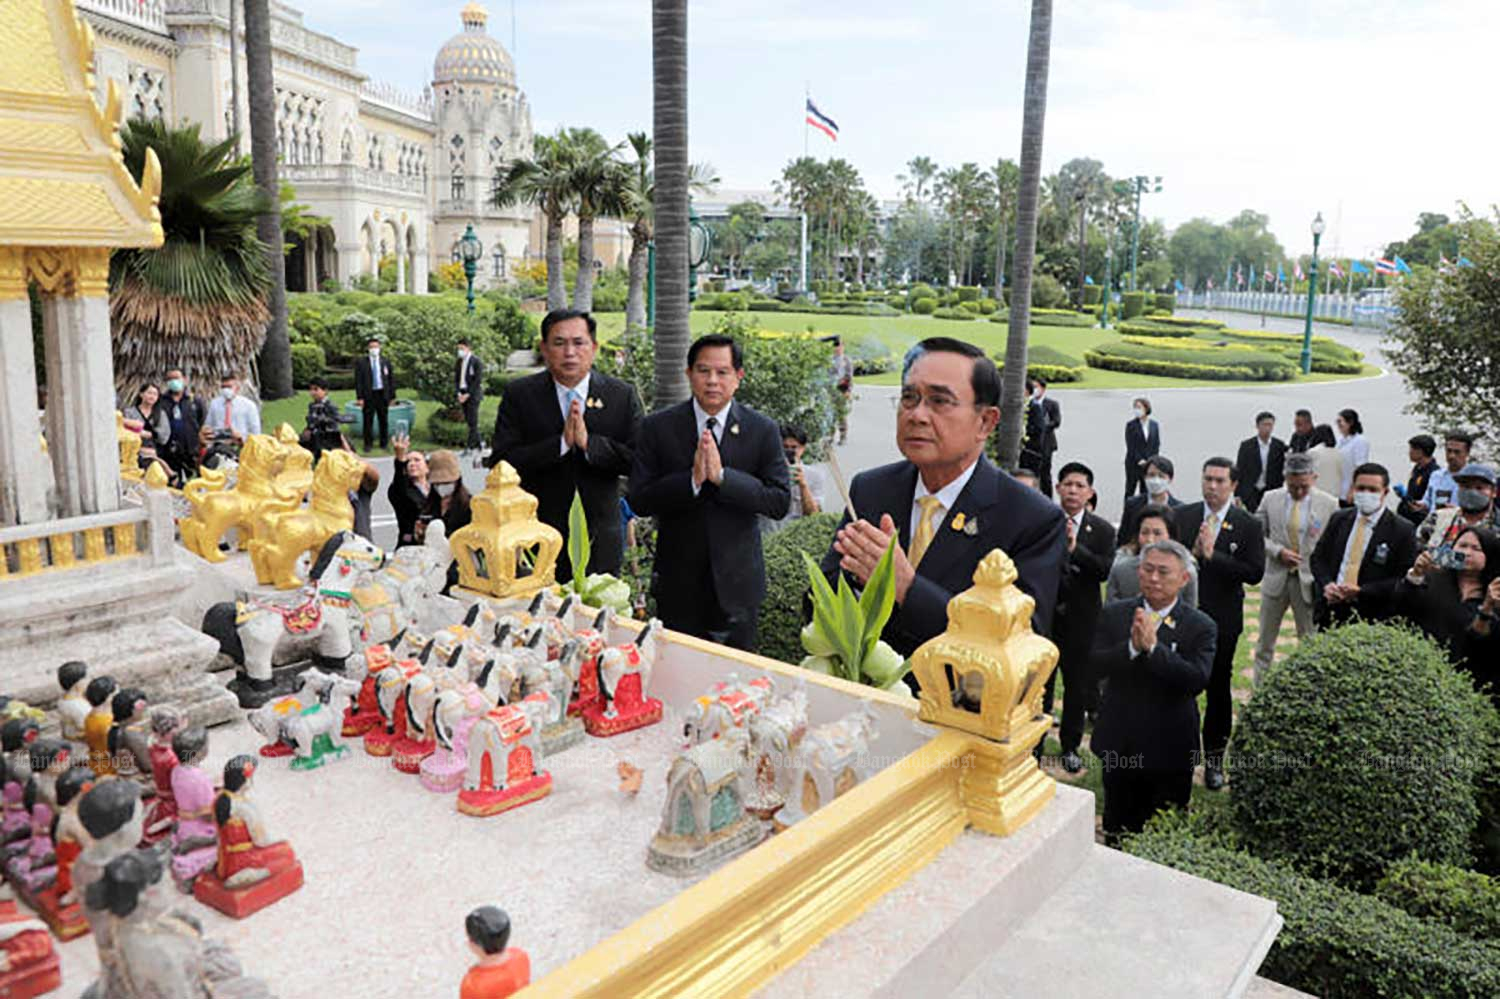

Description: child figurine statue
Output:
[141,706,183,846]
[167,727,217,890]
[0,721,39,849]
[72,780,144,942]
[0,884,60,999]
[107,688,153,796]
[55,661,90,745]
[49,766,95,932]
[82,676,118,777]
[460,905,530,999]
[4,739,71,894]
[192,756,303,919]
[81,849,274,999]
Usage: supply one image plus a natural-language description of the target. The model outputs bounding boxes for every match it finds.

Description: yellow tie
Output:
[1287,499,1302,555]
[1342,515,1369,585]
[1208,511,1222,546]
[910,496,943,567]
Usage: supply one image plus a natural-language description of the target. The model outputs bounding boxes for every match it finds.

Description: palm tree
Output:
[564,127,625,312]
[989,158,1019,295]
[242,0,290,399]
[494,132,573,310]
[997,0,1053,469]
[110,119,273,401]
[652,0,690,408]
[900,155,938,280]
[620,132,718,331]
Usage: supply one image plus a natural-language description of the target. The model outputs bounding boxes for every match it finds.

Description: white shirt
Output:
[555,374,591,455]
[457,352,474,392]
[1064,508,1086,538]
[1204,499,1233,534]
[1130,597,1179,657]
[204,394,261,438]
[910,459,979,541]
[1337,507,1384,585]
[1336,433,1370,498]
[689,398,733,495]
[1256,437,1271,489]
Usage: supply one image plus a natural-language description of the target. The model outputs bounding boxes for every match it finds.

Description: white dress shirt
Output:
[1336,507,1384,585]
[204,394,261,438]
[555,374,591,455]
[689,397,732,495]
[1256,437,1271,489]
[1130,597,1179,657]
[1203,498,1234,542]
[910,459,979,541]
[1336,433,1370,498]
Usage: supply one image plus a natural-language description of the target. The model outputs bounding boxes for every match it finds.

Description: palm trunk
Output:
[998,0,1052,468]
[545,207,566,310]
[573,213,597,311]
[1076,197,1087,308]
[994,204,1007,296]
[243,0,290,399]
[625,222,649,330]
[652,0,690,408]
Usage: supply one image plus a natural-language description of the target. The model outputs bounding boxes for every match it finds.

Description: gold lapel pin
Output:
[951,513,967,531]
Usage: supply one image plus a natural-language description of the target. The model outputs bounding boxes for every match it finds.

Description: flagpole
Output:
[800,82,809,292]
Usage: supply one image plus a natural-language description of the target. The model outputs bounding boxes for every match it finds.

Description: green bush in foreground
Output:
[1128,815,1500,999]
[1230,622,1498,888]
[932,306,978,321]
[758,513,839,665]
[1375,856,1500,940]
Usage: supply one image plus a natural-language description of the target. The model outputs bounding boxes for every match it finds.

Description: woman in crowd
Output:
[123,383,173,480]
[1106,504,1199,608]
[1334,408,1370,503]
[1394,525,1500,700]
[1306,424,1343,506]
[390,433,433,547]
[1123,397,1161,499]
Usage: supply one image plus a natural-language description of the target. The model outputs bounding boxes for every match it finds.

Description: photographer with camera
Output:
[763,423,824,534]
[1417,463,1500,551]
[199,375,260,469]
[299,377,346,463]
[1395,525,1500,695]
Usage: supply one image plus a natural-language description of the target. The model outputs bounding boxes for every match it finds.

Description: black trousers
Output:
[655,568,758,652]
[1201,614,1241,762]
[462,395,482,449]
[1124,461,1147,499]
[1019,449,1050,498]
[1043,631,1095,753]
[1038,448,1055,499]
[361,398,389,450]
[1102,767,1192,841]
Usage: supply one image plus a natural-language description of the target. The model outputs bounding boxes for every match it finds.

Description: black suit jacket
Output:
[1171,502,1265,628]
[1091,597,1216,772]
[1125,417,1160,469]
[354,355,395,404]
[1119,492,1183,550]
[1040,397,1062,455]
[488,371,643,580]
[1310,507,1418,625]
[1288,430,1315,454]
[819,458,1067,659]
[456,354,484,401]
[1055,510,1116,650]
[1235,436,1288,508]
[629,399,789,609]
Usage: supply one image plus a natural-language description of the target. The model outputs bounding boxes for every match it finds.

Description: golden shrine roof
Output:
[0,0,162,248]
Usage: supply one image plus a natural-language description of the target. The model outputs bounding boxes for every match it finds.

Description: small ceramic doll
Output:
[5,739,71,892]
[192,755,303,918]
[141,705,183,846]
[167,727,217,889]
[0,720,40,850]
[82,676,118,777]
[52,764,96,908]
[55,661,90,744]
[107,687,153,795]
[72,779,144,942]
[460,905,530,999]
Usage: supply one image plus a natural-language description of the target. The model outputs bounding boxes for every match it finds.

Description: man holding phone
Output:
[764,423,824,532]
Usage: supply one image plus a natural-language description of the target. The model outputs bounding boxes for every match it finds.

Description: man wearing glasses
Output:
[819,337,1067,690]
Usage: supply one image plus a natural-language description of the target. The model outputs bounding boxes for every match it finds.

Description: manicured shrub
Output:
[748,300,784,312]
[695,291,749,312]
[959,300,983,315]
[1081,285,1103,307]
[1128,814,1500,999]
[955,285,981,303]
[1121,290,1149,319]
[911,297,938,315]
[330,311,386,364]
[1085,341,1297,381]
[1230,622,1499,888]
[909,282,936,301]
[1030,273,1070,309]
[289,342,325,389]
[932,306,978,321]
[425,407,471,448]
[939,292,959,307]
[1152,293,1176,314]
[1117,320,1197,338]
[758,513,840,665]
[977,298,998,315]
[1375,857,1500,940]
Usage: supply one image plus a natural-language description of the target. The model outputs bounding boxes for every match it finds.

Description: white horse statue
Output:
[283,669,363,771]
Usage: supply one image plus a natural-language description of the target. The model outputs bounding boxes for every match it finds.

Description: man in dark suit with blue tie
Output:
[353,334,395,452]
[629,334,790,651]
[820,338,1067,683]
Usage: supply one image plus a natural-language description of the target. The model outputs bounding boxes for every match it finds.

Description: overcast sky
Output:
[307,0,1496,259]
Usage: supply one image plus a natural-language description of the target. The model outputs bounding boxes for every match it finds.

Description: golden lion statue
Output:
[243,423,317,542]
[180,434,291,562]
[248,449,368,589]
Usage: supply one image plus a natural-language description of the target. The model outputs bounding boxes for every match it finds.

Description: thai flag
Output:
[806,99,839,141]
[1329,260,1345,279]
[1375,258,1399,276]
[1294,262,1304,282]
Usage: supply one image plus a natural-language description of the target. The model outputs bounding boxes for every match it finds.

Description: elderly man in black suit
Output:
[1171,456,1264,790]
[1092,539,1217,844]
[1045,461,1116,773]
[820,337,1067,683]
[353,334,395,452]
[488,310,643,582]
[1311,462,1418,628]
[1234,410,1288,513]
[629,334,789,650]
[455,337,485,452]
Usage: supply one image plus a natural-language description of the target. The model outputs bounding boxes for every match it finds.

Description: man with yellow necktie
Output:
[1311,462,1417,629]
[1253,452,1339,680]
[820,338,1066,692]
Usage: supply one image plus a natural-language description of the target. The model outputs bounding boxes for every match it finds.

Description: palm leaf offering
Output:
[798,540,910,691]
[556,491,631,615]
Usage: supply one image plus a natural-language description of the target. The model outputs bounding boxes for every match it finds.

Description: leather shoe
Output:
[1204,765,1225,791]
[1061,751,1083,774]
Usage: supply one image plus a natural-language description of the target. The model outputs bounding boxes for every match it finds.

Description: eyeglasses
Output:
[895,388,977,414]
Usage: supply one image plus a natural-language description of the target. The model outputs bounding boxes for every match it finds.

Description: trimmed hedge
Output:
[1121,291,1149,319]
[909,282,936,301]
[1149,315,1225,330]
[996,308,1096,328]
[1117,320,1197,338]
[1081,285,1103,307]
[955,285,981,303]
[748,300,784,312]
[425,407,470,447]
[758,513,839,665]
[1128,815,1500,999]
[932,307,978,321]
[289,342,325,388]
[1231,622,1499,888]
[993,345,1084,383]
[912,297,938,315]
[1086,341,1297,381]
[1375,857,1500,940]
[1152,293,1176,313]
[959,300,983,315]
[977,298,998,315]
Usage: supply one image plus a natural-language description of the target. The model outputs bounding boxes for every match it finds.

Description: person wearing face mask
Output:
[201,375,260,467]
[454,337,485,454]
[390,433,432,547]
[1108,504,1199,607]
[1119,455,1181,550]
[159,369,205,479]
[1252,452,1339,681]
[1417,463,1500,551]
[1333,408,1370,504]
[1395,525,1500,698]
[763,423,825,533]
[353,335,395,452]
[1123,397,1160,499]
[1311,462,1418,628]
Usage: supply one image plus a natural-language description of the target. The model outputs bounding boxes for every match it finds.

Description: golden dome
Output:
[434,3,513,86]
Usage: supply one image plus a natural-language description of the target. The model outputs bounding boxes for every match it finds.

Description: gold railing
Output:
[0,507,148,580]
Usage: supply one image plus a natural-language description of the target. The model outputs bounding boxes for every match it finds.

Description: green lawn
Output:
[260,388,500,454]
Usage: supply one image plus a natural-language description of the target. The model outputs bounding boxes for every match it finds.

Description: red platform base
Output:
[456,773,552,817]
[363,729,396,756]
[342,709,381,737]
[582,699,663,737]
[391,738,436,774]
[17,883,87,941]
[566,692,599,719]
[192,861,304,919]
[0,958,59,999]
[257,741,294,758]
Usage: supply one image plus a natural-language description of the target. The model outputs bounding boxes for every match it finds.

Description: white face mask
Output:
[435,482,456,498]
[458,349,468,359]
[220,387,234,400]
[370,347,380,357]
[1144,476,1169,496]
[1352,491,1383,516]
[1133,406,1146,419]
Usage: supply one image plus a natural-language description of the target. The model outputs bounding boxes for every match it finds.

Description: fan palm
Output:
[110,118,273,403]
[493,132,574,310]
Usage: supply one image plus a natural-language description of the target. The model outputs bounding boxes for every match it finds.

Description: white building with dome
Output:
[75,0,542,294]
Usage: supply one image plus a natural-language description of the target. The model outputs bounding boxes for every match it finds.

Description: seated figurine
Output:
[582,619,664,737]
[107,687,153,795]
[49,766,95,924]
[0,722,39,849]
[55,661,90,745]
[141,706,183,846]
[73,780,145,943]
[167,727,217,890]
[0,886,60,999]
[420,686,491,793]
[4,739,71,894]
[192,755,303,918]
[82,677,118,777]
[460,905,530,999]
[82,849,273,999]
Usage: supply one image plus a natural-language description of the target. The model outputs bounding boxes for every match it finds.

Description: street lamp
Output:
[1129,175,1162,292]
[1100,241,1115,329]
[458,223,483,314]
[688,202,712,303]
[1300,212,1326,374]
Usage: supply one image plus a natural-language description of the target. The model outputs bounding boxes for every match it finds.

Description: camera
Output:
[1432,545,1468,571]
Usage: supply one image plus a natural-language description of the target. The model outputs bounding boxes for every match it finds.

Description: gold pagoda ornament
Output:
[910,549,1060,836]
[449,460,562,601]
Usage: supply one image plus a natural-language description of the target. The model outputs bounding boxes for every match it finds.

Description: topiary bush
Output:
[1375,857,1500,940]
[748,300,784,312]
[1030,273,1070,309]
[1230,622,1500,888]
[1152,293,1176,314]
[955,285,981,303]
[1121,290,1149,319]
[932,306,977,321]
[958,300,982,315]
[1117,320,1198,338]
[911,297,938,315]
[757,513,839,664]
[289,342,325,389]
[1081,285,1103,307]
[909,282,936,301]
[1085,341,1297,381]
[425,407,471,447]
[977,298,998,315]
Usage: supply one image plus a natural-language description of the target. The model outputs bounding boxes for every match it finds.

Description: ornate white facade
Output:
[77,0,536,294]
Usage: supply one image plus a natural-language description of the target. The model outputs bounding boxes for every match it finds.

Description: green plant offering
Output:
[557,491,631,615]
[798,542,909,690]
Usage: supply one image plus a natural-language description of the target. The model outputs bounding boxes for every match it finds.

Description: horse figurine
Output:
[352,524,453,649]
[518,639,587,756]
[565,608,614,718]
[391,646,463,774]
[456,692,554,817]
[682,674,775,749]
[248,449,369,589]
[283,670,363,772]
[363,641,435,757]
[583,620,664,737]
[420,686,493,793]
[202,531,386,708]
[179,434,289,562]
